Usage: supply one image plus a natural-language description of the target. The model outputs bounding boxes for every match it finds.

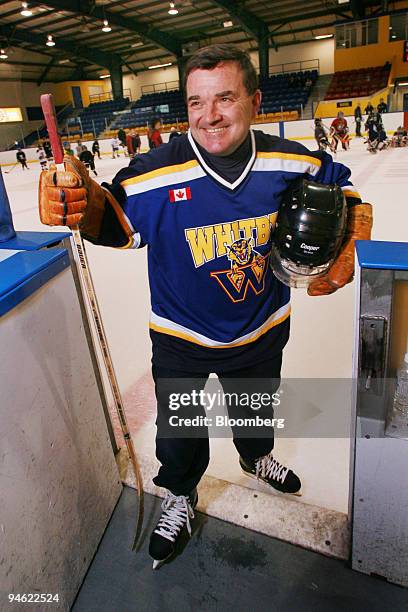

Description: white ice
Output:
[4,138,408,513]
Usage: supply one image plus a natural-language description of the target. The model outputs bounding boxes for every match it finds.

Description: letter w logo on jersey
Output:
[169,186,191,202]
[210,254,269,303]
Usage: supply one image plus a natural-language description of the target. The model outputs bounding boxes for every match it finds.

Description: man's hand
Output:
[307,203,373,296]
[39,154,106,237]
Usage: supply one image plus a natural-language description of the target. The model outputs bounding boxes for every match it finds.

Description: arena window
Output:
[389,12,408,42]
[335,18,378,49]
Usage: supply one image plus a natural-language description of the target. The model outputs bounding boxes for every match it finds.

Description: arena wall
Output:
[0,112,404,166]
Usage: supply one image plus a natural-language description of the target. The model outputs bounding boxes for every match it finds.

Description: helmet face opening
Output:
[271,177,347,288]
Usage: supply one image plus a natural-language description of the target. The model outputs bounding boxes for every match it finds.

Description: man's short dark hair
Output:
[184,44,258,95]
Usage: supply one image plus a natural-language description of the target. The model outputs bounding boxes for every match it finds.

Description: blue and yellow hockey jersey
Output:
[98,129,361,368]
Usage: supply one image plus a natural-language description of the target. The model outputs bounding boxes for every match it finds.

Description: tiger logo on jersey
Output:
[226,238,265,289]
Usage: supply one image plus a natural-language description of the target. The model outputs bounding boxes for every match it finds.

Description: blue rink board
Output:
[0,249,70,316]
[0,230,71,251]
[356,240,408,271]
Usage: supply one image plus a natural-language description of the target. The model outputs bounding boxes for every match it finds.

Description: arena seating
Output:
[72,97,130,137]
[324,65,390,100]
[258,69,318,114]
[110,89,187,131]
[110,70,317,132]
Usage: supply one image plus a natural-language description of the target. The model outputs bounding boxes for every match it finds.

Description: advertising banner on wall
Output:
[0,108,23,123]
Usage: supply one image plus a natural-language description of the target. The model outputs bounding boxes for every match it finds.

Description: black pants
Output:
[152,354,282,495]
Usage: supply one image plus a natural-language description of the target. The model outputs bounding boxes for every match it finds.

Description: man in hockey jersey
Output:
[38,45,372,568]
[330,112,350,151]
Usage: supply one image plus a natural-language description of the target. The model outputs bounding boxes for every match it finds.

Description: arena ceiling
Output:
[0,0,403,83]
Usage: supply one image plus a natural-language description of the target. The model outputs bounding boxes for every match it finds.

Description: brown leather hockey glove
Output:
[307,203,373,296]
[39,154,107,239]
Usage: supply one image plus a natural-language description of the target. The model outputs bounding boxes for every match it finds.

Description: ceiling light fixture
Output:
[99,74,111,79]
[397,82,408,86]
[314,34,333,39]
[0,49,8,59]
[20,2,33,17]
[102,19,111,32]
[168,2,178,15]
[131,41,144,48]
[223,20,233,28]
[46,34,55,47]
[58,58,70,64]
[148,62,172,69]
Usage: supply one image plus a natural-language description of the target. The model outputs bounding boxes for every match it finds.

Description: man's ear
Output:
[252,89,262,118]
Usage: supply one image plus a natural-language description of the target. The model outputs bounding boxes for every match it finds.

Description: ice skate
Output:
[149,489,197,570]
[240,451,301,495]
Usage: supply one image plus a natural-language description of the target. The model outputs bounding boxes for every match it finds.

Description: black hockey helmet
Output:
[270,177,347,288]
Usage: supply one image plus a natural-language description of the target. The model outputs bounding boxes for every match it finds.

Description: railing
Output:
[268,59,320,76]
[141,80,179,95]
[89,88,132,104]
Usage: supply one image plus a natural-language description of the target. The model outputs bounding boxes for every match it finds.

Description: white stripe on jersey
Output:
[252,156,321,176]
[149,301,291,347]
[123,165,206,196]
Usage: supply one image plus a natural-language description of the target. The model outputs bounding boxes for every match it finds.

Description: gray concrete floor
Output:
[72,487,407,612]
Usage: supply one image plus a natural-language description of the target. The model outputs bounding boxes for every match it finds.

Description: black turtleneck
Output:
[194,132,252,183]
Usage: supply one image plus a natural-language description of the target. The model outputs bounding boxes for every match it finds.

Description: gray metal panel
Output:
[351,264,408,586]
[352,435,408,586]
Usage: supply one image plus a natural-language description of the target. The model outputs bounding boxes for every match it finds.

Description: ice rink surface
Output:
[4,136,407,514]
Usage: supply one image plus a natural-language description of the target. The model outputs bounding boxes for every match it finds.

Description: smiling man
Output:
[39,44,372,569]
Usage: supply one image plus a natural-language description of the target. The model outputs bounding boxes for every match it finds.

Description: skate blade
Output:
[152,554,171,570]
[241,469,302,497]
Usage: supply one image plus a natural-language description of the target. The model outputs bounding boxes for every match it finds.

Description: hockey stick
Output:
[4,162,19,174]
[40,93,144,551]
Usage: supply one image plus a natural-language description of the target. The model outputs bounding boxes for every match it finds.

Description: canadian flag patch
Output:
[169,187,192,202]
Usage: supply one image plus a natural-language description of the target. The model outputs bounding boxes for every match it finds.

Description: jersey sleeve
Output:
[310,150,363,207]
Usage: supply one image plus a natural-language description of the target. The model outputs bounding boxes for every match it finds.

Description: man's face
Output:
[186,61,261,156]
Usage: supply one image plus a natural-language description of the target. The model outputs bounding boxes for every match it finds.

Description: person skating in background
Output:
[392,126,408,147]
[148,118,163,149]
[365,112,388,153]
[126,129,141,158]
[377,98,388,114]
[354,105,362,137]
[43,139,53,162]
[111,137,120,158]
[92,139,101,159]
[313,118,331,151]
[169,126,181,141]
[330,111,350,151]
[36,145,48,171]
[16,148,29,170]
[117,128,128,156]
[64,142,75,156]
[75,141,83,158]
[364,101,374,115]
[79,145,98,176]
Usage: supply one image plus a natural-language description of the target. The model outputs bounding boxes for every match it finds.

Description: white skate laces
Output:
[255,452,289,484]
[154,491,195,543]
